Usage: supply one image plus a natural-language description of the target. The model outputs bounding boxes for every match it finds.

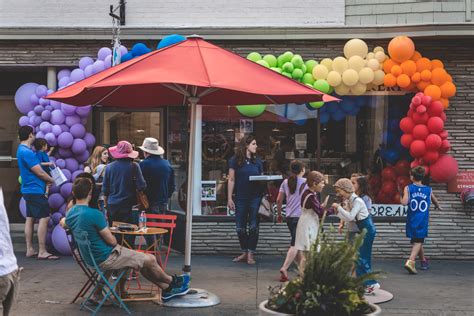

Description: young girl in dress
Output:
[294,171,330,271]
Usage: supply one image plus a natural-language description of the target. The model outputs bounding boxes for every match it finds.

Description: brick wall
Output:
[1,38,473,258]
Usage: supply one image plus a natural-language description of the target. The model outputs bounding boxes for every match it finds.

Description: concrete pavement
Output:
[9,253,474,316]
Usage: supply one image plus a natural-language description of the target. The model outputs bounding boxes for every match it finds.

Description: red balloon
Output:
[407,108,414,117]
[439,130,448,140]
[427,117,444,133]
[430,154,458,183]
[412,96,421,106]
[399,117,415,133]
[381,181,396,194]
[400,134,414,148]
[410,159,420,168]
[416,105,427,114]
[394,160,411,175]
[440,139,451,153]
[421,95,432,106]
[410,140,426,158]
[413,124,430,140]
[425,134,442,150]
[440,112,447,122]
[376,191,391,204]
[397,176,411,189]
[422,150,439,164]
[412,112,429,124]
[427,101,444,117]
[393,193,401,204]
[381,167,397,181]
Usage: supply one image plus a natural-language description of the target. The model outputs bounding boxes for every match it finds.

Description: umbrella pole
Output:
[316,108,321,170]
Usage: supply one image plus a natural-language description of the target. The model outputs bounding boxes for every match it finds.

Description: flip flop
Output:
[37,254,60,260]
[26,253,38,258]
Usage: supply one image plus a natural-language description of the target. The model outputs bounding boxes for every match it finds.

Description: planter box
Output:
[258,300,382,316]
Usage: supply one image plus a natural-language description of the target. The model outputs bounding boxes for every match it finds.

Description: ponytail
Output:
[288,160,305,194]
[288,175,297,194]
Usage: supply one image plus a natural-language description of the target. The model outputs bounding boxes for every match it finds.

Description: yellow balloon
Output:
[348,56,365,72]
[366,52,375,60]
[373,46,385,54]
[332,57,348,74]
[375,51,387,63]
[334,84,350,95]
[359,67,375,84]
[367,58,380,71]
[320,58,333,71]
[350,82,367,96]
[342,69,359,86]
[312,65,329,80]
[343,39,369,59]
[326,71,342,87]
[373,70,385,85]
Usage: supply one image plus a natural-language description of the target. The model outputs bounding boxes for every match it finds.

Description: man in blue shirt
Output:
[16,126,56,260]
[65,177,189,300]
[138,137,175,214]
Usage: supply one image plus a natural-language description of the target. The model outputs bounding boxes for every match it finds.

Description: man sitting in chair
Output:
[64,177,190,301]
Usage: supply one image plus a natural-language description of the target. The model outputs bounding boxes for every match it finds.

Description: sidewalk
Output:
[11,253,474,316]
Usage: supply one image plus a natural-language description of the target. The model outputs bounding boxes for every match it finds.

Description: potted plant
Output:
[259,224,381,316]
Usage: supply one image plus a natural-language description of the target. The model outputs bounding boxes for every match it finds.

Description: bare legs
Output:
[25,217,58,259]
[25,217,36,257]
[409,243,425,262]
[279,246,301,279]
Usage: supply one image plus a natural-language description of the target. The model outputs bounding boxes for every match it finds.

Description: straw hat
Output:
[109,140,139,159]
[139,137,165,155]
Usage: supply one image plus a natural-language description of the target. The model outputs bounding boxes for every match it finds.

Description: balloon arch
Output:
[13,34,457,254]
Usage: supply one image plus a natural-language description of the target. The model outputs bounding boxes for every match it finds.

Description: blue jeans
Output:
[108,203,136,246]
[145,202,169,246]
[235,196,261,253]
[356,216,377,286]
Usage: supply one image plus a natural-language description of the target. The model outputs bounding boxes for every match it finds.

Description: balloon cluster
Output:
[383,36,456,108]
[318,95,370,124]
[370,160,411,204]
[399,92,458,182]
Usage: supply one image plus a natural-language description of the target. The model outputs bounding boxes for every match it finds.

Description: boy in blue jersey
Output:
[400,166,442,274]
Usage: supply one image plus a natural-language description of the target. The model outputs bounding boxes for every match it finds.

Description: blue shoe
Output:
[162,274,190,301]
[420,259,430,270]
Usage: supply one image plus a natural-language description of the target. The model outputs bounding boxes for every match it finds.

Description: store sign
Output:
[370,204,407,217]
[448,171,474,193]
[364,85,408,96]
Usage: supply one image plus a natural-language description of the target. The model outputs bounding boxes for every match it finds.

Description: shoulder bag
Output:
[132,162,149,210]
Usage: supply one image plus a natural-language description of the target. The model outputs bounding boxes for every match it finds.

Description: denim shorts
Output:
[23,194,50,219]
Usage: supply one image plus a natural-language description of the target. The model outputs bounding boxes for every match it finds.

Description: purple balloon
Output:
[57,69,71,81]
[39,98,50,106]
[84,65,94,77]
[104,55,112,68]
[39,121,52,133]
[62,169,72,181]
[92,60,105,73]
[45,133,57,146]
[30,94,39,106]
[49,184,60,194]
[78,164,84,170]
[60,124,69,132]
[76,150,89,163]
[65,115,81,127]
[58,76,70,88]
[30,116,42,127]
[61,103,76,116]
[71,139,87,155]
[75,105,91,118]
[98,47,112,61]
[59,148,73,158]
[19,116,30,126]
[79,56,94,70]
[58,132,74,148]
[84,133,96,148]
[49,193,64,210]
[55,159,66,169]
[119,45,128,56]
[71,170,83,181]
[27,110,35,118]
[48,217,55,229]
[35,85,48,98]
[52,125,62,136]
[59,203,67,216]
[65,158,79,172]
[50,100,61,110]
[15,82,39,114]
[51,212,63,225]
[60,182,73,199]
[70,68,85,82]
[51,110,65,125]
[49,156,56,163]
[44,105,53,111]
[52,225,72,255]
[47,89,54,95]
[35,131,45,139]
[34,105,45,115]
[70,124,86,138]
[19,198,27,219]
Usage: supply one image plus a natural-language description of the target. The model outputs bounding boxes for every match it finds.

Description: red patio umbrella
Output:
[203,106,292,123]
[47,35,338,280]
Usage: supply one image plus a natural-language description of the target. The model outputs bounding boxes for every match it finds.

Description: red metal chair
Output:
[145,213,177,269]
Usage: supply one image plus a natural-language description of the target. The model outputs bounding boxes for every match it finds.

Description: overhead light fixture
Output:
[272,128,281,132]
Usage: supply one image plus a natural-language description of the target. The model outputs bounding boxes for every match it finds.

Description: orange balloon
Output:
[431,68,448,86]
[440,81,456,98]
[411,72,421,83]
[424,85,442,101]
[391,65,402,77]
[440,98,449,109]
[420,70,432,81]
[397,74,411,88]
[384,73,397,87]
[388,36,415,63]
[383,59,398,74]
[407,82,417,91]
[416,57,432,72]
[431,59,444,69]
[401,60,417,77]
[417,81,431,91]
[411,51,422,62]
[446,74,453,82]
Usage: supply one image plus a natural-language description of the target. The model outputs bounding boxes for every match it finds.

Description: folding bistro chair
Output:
[144,214,177,269]
[65,229,98,304]
[72,229,132,315]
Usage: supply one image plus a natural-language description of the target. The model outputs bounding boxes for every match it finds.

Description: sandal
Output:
[232,253,248,263]
[279,270,289,282]
[37,254,60,260]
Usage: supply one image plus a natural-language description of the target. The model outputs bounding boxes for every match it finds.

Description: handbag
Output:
[258,195,274,221]
[50,166,67,187]
[131,163,149,211]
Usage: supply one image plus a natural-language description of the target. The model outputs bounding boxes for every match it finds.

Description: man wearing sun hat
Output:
[139,137,175,215]
[102,141,146,233]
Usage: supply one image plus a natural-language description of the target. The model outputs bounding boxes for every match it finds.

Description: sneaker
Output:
[162,275,190,301]
[404,259,417,274]
[364,285,376,295]
[420,259,430,270]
